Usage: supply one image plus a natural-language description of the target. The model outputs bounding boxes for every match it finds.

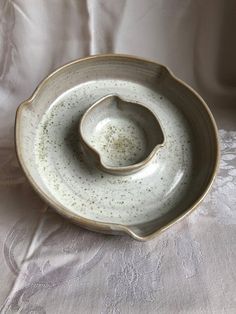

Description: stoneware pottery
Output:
[15,54,219,241]
[79,94,165,175]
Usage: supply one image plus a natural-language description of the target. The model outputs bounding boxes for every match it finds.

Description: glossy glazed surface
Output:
[15,55,219,239]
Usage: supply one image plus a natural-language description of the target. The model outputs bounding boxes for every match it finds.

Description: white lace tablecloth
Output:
[0,1,235,313]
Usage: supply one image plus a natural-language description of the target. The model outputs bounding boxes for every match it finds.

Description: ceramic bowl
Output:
[15,54,219,241]
[79,94,165,175]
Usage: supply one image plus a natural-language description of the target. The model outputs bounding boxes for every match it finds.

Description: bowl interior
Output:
[81,95,165,168]
[16,55,218,239]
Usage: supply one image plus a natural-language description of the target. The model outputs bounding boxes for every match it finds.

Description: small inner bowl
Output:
[79,95,165,175]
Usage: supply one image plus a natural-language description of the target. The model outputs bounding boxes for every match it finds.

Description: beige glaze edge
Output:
[15,54,220,241]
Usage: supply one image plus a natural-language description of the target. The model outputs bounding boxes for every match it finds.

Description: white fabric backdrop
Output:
[0,0,236,313]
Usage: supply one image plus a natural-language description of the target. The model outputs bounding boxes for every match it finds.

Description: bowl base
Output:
[90,116,148,167]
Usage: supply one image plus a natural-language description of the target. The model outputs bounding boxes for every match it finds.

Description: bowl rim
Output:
[15,53,220,241]
[79,94,166,175]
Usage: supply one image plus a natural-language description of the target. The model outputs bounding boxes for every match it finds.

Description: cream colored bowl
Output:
[15,54,219,240]
[79,94,165,175]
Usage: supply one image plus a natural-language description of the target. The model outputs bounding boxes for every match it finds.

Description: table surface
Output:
[0,1,235,313]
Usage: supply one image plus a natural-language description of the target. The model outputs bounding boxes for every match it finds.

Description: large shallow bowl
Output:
[15,54,219,241]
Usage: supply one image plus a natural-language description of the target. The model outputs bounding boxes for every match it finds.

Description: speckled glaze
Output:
[79,94,165,175]
[15,54,219,240]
